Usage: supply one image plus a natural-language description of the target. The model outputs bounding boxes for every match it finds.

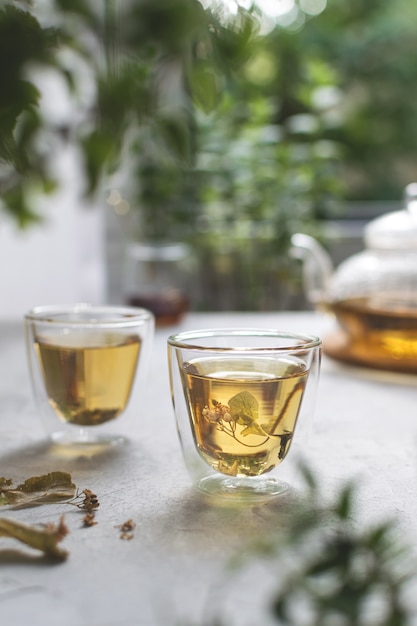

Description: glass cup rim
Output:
[168,327,321,351]
[24,303,153,327]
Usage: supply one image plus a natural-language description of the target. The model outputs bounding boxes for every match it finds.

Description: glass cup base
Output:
[197,474,289,503]
[50,428,126,449]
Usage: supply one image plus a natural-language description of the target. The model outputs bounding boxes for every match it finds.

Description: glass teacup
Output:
[25,304,154,447]
[168,328,321,502]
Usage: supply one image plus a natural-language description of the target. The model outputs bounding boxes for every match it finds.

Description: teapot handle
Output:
[405,183,417,218]
[290,233,334,306]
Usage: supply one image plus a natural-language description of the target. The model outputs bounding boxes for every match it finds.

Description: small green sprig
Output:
[269,469,413,626]
[200,464,415,626]
[202,391,269,448]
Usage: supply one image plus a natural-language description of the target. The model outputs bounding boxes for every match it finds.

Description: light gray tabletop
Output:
[1,311,417,626]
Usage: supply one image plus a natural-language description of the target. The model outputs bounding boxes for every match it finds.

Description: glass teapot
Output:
[291,183,417,374]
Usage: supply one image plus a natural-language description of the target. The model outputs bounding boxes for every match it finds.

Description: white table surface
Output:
[1,311,417,626]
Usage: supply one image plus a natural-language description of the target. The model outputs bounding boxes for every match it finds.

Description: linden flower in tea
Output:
[183,356,308,478]
[202,401,233,423]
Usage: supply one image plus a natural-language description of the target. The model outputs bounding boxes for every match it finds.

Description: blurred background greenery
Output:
[1,0,416,312]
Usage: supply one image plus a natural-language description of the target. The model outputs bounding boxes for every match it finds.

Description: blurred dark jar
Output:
[123,242,191,326]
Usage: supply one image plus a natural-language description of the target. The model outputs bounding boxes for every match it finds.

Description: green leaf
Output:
[365,522,393,550]
[0,129,21,167]
[16,471,75,494]
[157,114,192,164]
[228,390,259,423]
[0,471,76,508]
[334,482,356,520]
[82,131,116,194]
[190,65,222,114]
[241,422,268,437]
[2,184,42,228]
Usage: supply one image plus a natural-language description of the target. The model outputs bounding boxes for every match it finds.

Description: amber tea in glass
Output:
[168,329,321,502]
[34,333,141,426]
[25,304,154,446]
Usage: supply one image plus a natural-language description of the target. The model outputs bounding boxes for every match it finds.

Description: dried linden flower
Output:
[82,512,97,527]
[117,519,136,540]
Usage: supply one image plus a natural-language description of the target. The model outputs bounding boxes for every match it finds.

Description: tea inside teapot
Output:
[324,294,417,373]
[292,183,417,374]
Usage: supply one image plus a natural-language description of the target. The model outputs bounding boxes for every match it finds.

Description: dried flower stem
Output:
[67,488,100,513]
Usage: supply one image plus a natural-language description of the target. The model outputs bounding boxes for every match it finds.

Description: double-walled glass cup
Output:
[168,328,321,502]
[25,304,154,447]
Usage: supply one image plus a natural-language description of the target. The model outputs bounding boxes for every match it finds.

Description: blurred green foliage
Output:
[1,0,416,234]
[288,0,417,201]
[0,2,60,225]
[199,465,415,625]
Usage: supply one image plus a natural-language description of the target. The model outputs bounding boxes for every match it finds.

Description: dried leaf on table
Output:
[0,471,76,508]
[0,515,69,559]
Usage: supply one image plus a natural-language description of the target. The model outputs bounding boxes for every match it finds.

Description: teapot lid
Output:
[364,183,417,250]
